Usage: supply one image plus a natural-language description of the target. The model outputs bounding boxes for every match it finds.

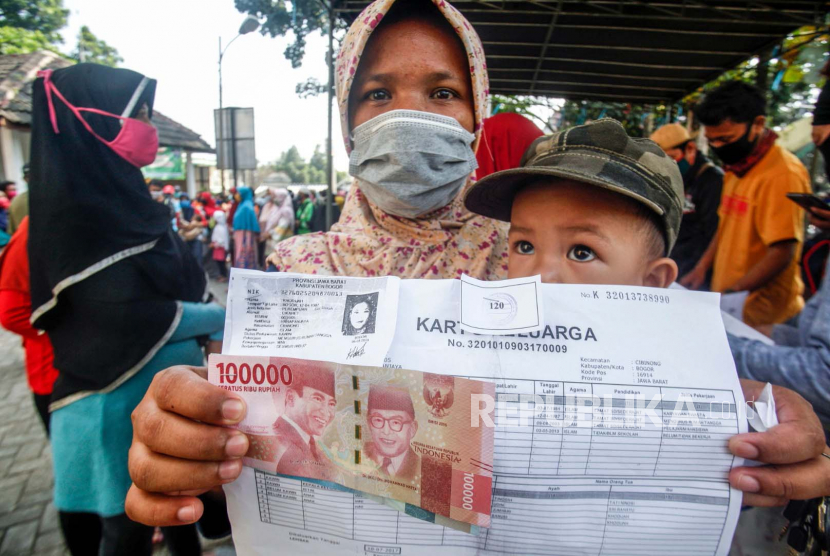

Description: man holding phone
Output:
[680,81,811,326]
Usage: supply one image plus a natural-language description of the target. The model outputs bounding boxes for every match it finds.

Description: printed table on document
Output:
[254,378,739,555]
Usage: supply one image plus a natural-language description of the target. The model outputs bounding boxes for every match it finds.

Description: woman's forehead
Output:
[354,19,470,83]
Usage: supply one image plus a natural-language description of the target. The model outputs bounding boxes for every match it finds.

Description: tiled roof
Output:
[0,51,214,153]
[153,111,213,153]
[0,51,72,125]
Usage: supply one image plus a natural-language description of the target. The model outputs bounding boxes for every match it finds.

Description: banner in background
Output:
[142,147,185,180]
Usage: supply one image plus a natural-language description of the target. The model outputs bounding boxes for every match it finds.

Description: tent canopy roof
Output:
[336,0,827,104]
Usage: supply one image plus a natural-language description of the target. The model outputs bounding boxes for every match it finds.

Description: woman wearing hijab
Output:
[199,191,217,219]
[231,186,260,269]
[260,187,294,254]
[127,0,504,524]
[256,189,276,264]
[29,64,224,555]
[475,112,544,180]
[265,0,508,278]
[124,0,830,532]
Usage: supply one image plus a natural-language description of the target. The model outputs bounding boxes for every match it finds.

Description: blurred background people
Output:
[474,112,543,180]
[681,81,810,326]
[211,209,230,282]
[651,123,723,287]
[295,187,314,235]
[6,164,29,235]
[0,216,57,434]
[812,60,830,183]
[258,187,294,259]
[231,185,259,269]
[177,194,206,270]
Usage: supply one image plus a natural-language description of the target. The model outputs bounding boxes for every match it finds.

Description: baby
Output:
[465,119,685,287]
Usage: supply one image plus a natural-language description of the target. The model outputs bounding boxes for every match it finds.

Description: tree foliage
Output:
[0,0,68,41]
[683,28,828,129]
[0,26,59,55]
[72,25,122,67]
[234,0,344,69]
[490,95,561,133]
[0,0,121,66]
[266,145,346,184]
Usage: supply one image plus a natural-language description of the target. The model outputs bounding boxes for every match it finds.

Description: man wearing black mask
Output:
[680,81,810,327]
[651,123,723,287]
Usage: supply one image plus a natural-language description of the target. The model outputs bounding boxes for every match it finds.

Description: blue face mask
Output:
[677,159,691,176]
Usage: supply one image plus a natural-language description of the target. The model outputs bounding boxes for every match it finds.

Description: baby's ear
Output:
[643,257,678,289]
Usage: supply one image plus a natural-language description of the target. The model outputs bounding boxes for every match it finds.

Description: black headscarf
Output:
[28,64,207,407]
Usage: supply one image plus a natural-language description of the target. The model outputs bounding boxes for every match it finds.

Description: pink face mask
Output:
[38,69,159,168]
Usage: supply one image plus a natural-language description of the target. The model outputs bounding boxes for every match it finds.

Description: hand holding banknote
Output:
[208,355,496,527]
[126,365,249,525]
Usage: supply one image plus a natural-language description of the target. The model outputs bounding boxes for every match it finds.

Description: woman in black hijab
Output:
[29,63,225,556]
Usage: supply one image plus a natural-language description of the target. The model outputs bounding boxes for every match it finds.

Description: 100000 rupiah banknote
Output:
[208,354,495,527]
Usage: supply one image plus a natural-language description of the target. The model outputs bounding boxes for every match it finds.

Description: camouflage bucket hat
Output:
[464,118,684,252]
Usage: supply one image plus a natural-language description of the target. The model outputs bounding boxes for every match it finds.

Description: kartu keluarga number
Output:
[457,339,568,353]
[605,291,670,304]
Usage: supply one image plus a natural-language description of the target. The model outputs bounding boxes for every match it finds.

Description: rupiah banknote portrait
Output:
[208,354,496,527]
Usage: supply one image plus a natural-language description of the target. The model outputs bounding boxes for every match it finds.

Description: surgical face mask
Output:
[349,109,478,219]
[676,158,691,176]
[710,124,756,165]
[150,190,163,200]
[39,70,159,168]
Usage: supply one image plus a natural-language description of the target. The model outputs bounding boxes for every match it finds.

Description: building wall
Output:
[0,127,31,191]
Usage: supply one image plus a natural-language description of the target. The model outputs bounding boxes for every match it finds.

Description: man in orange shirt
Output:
[681,81,810,326]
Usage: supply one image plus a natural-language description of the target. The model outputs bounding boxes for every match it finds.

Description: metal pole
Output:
[325,5,335,231]
[756,46,772,96]
[231,107,239,189]
[218,37,225,193]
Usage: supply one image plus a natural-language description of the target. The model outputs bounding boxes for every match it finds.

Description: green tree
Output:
[268,144,345,184]
[490,95,559,133]
[72,25,122,67]
[0,1,121,66]
[234,0,343,69]
[0,0,68,42]
[0,26,59,55]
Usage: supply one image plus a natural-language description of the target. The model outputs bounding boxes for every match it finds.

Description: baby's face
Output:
[507,180,677,287]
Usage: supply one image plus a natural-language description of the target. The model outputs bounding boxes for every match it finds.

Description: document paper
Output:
[223,270,746,556]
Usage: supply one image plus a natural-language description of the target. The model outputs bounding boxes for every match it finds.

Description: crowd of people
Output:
[139,181,347,279]
[0,0,826,554]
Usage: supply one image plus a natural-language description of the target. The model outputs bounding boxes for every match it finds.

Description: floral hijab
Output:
[270,0,508,280]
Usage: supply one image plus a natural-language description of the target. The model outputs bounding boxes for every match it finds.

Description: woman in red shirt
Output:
[0,216,58,433]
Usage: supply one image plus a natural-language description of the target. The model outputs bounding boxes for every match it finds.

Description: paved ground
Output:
[0,323,65,555]
[0,277,233,555]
